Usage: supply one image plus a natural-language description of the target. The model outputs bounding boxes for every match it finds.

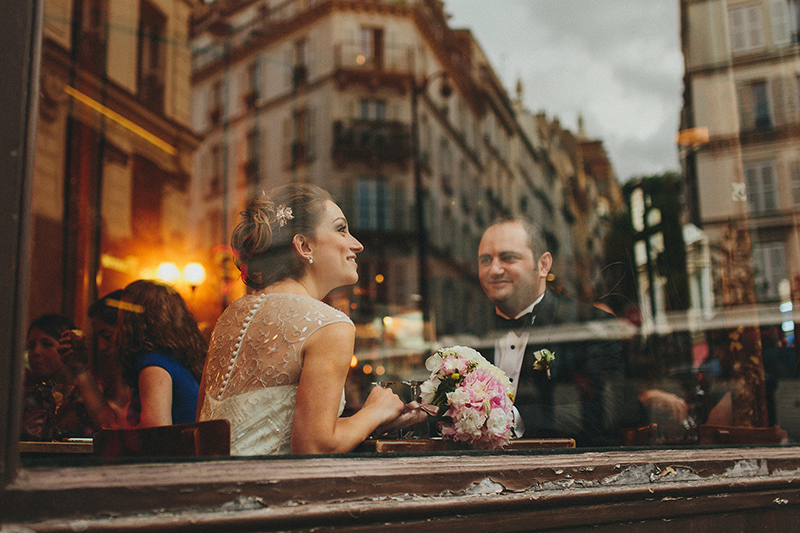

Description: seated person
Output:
[475,217,625,446]
[59,290,131,429]
[21,314,93,440]
[61,281,205,428]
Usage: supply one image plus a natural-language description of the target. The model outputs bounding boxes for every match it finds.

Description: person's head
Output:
[478,217,552,317]
[88,289,124,362]
[26,314,76,379]
[232,183,363,295]
[115,280,206,385]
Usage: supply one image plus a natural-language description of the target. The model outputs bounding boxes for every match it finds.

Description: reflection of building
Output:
[680,0,800,304]
[31,0,200,324]
[190,0,624,341]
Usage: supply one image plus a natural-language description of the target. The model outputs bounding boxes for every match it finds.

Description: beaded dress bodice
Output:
[198,293,352,455]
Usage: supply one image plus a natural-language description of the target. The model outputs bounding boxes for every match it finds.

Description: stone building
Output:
[681,0,800,305]
[30,0,201,325]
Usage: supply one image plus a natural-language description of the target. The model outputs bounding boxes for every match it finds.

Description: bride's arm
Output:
[291,322,404,454]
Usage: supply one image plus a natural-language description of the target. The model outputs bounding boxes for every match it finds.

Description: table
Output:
[19,440,94,456]
[356,437,575,453]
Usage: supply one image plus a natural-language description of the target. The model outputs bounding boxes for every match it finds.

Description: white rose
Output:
[454,407,486,436]
[486,408,509,436]
[425,353,444,372]
[447,387,470,408]
[420,377,440,404]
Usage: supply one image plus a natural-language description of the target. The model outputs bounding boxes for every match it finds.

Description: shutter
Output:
[730,7,747,53]
[790,160,800,206]
[737,83,755,130]
[771,0,792,47]
[307,106,316,160]
[747,4,766,50]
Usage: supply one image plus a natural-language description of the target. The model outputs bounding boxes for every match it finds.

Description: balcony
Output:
[332,120,411,169]
[333,41,414,92]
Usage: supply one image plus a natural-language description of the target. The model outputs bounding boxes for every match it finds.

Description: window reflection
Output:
[25,0,800,450]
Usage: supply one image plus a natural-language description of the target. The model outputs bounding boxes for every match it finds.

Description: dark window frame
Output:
[2,3,800,530]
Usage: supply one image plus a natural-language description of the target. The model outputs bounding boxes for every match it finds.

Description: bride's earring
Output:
[308,256,313,264]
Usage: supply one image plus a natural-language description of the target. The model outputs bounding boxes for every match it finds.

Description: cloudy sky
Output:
[445,0,685,183]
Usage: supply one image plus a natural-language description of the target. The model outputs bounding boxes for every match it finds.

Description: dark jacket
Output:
[477,289,625,447]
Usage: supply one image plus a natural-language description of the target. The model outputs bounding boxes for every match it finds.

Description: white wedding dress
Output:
[198,292,352,455]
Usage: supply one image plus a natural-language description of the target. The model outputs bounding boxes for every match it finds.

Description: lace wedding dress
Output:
[198,293,352,455]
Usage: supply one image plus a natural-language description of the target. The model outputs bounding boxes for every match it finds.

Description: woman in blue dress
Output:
[115,279,206,427]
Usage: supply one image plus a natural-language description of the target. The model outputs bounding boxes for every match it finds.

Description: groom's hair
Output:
[487,216,547,258]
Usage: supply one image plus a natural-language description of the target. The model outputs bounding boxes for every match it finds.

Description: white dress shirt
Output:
[494,292,545,437]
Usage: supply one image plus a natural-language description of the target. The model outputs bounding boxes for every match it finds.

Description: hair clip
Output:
[275,205,294,227]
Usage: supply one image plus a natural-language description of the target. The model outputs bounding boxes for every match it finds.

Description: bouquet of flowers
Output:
[420,346,515,449]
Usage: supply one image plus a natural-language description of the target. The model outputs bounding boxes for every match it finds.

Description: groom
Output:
[476,217,625,447]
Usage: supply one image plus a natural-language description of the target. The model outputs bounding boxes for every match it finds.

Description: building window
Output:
[745,161,778,213]
[786,0,800,42]
[791,160,800,207]
[208,145,222,197]
[284,107,315,168]
[752,242,787,301]
[137,0,166,113]
[359,27,384,69]
[738,80,772,131]
[360,99,386,121]
[72,0,108,76]
[729,4,765,54]
[293,37,308,88]
[771,76,800,126]
[244,61,259,107]
[356,177,389,231]
[244,128,259,187]
[209,80,223,126]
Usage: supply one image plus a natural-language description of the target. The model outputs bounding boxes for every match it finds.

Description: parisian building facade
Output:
[681,0,800,306]
[189,0,624,350]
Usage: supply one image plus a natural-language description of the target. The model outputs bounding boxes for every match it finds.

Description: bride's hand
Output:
[362,385,405,426]
[372,401,428,435]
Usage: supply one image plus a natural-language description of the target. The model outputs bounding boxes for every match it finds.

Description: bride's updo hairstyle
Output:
[232,183,333,290]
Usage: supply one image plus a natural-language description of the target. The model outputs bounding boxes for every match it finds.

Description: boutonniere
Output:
[532,349,555,379]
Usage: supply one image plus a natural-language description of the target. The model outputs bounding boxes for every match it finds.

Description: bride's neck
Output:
[260,277,322,300]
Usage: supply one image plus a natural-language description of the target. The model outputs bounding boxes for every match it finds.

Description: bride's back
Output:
[198,292,351,455]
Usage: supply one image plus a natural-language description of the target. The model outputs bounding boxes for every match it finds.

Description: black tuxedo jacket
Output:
[477,289,625,447]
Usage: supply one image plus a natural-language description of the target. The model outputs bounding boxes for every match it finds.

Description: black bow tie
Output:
[494,312,534,332]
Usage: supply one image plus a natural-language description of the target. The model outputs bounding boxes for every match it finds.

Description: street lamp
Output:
[410,70,452,332]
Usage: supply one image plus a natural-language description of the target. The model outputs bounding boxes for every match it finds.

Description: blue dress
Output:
[130,351,199,425]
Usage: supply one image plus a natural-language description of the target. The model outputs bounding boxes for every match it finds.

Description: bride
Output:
[197,184,424,455]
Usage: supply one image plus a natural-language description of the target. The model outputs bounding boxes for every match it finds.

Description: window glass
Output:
[19,0,800,459]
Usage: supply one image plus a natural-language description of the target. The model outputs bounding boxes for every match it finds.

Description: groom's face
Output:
[478,221,546,317]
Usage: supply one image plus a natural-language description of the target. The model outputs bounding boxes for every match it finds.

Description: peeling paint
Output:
[461,477,505,495]
[219,496,267,511]
[602,464,657,485]
[723,460,769,478]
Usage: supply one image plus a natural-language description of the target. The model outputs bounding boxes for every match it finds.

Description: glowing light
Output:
[546,273,555,282]
[780,301,793,313]
[356,54,366,65]
[183,262,207,287]
[383,316,394,327]
[375,274,384,283]
[350,355,358,368]
[363,364,373,374]
[375,365,385,376]
[350,302,358,309]
[155,262,181,283]
[782,320,795,333]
